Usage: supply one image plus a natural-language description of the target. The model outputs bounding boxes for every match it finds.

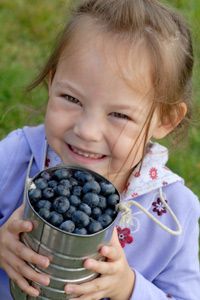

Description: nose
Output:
[73,113,103,142]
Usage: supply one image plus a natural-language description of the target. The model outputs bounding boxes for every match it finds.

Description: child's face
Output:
[45,32,164,191]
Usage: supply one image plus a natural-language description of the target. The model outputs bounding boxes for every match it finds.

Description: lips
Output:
[68,144,106,159]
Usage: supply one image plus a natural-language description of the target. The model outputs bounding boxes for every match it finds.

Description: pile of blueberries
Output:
[28,167,120,235]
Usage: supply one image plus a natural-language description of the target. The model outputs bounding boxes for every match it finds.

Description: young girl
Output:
[0,0,199,299]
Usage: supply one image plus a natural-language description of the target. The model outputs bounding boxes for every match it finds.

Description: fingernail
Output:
[41,277,50,286]
[65,285,74,294]
[102,246,108,254]
[32,289,40,297]
[84,259,93,269]
[24,222,32,231]
[42,258,49,268]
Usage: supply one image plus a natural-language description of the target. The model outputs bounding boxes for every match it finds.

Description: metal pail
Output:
[10,165,120,300]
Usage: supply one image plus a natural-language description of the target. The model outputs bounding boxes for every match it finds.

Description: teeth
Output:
[71,146,103,159]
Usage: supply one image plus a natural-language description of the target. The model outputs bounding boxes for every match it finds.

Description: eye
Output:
[61,94,82,106]
[110,112,131,120]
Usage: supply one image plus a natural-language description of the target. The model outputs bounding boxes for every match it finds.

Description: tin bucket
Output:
[10,165,120,300]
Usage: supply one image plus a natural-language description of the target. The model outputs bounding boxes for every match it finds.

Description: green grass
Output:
[0,0,200,197]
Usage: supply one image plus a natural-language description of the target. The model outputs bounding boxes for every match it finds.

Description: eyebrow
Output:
[108,104,135,110]
[55,81,84,98]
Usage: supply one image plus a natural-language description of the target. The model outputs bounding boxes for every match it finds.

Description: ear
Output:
[152,102,187,139]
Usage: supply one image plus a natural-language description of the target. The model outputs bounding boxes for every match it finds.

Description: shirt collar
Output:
[122,142,183,200]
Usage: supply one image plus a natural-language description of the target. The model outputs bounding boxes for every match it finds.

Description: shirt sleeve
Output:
[129,201,200,300]
[0,129,30,225]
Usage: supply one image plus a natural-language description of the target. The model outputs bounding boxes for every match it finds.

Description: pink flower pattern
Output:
[131,192,139,198]
[149,167,158,180]
[117,226,134,248]
[124,181,130,193]
[162,181,168,186]
[134,171,140,177]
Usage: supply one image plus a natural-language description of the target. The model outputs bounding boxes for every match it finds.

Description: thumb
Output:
[110,226,121,248]
[13,203,25,218]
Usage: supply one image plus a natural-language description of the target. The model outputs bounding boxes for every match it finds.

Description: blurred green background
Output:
[0,0,199,197]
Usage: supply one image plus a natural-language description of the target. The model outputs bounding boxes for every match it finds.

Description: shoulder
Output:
[0,125,45,184]
[0,128,29,186]
[0,125,41,156]
[0,124,45,154]
[0,127,29,160]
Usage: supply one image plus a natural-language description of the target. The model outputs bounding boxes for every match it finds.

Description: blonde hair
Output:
[29,0,194,141]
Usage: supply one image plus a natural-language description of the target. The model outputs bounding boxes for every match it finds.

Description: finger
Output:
[5,251,50,286]
[5,263,40,297]
[70,290,104,300]
[7,219,33,235]
[100,243,121,261]
[7,240,49,269]
[84,258,118,275]
[65,277,106,296]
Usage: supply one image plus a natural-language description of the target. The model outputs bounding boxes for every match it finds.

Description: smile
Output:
[69,144,105,159]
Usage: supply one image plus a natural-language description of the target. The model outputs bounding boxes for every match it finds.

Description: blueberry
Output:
[83,193,99,208]
[48,180,58,189]
[69,195,81,207]
[98,214,112,228]
[79,203,92,216]
[99,182,115,195]
[53,197,70,214]
[60,179,71,189]
[60,220,75,233]
[42,187,54,199]
[74,228,87,235]
[97,195,107,209]
[72,185,82,197]
[54,169,71,180]
[40,171,51,181]
[105,208,117,218]
[69,177,78,187]
[72,210,90,228]
[48,211,64,226]
[82,181,101,194]
[107,193,120,206]
[74,170,94,183]
[34,178,48,190]
[92,207,102,219]
[29,188,42,202]
[38,208,50,220]
[87,220,103,234]
[63,205,76,219]
[55,185,70,197]
[35,200,52,210]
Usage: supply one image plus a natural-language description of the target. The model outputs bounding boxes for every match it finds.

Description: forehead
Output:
[55,21,153,98]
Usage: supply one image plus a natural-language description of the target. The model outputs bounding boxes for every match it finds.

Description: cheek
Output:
[45,100,66,130]
[112,125,146,165]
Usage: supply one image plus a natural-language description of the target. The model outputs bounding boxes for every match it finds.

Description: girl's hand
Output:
[0,205,50,297]
[64,227,135,300]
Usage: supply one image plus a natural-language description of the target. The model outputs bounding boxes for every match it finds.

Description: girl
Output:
[0,0,199,299]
